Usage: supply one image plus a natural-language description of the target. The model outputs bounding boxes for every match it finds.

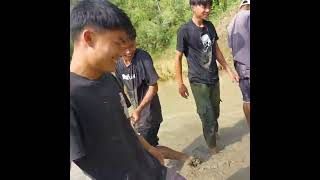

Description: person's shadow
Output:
[166,119,249,172]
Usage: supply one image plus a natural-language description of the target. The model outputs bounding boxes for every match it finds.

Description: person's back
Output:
[227,7,250,68]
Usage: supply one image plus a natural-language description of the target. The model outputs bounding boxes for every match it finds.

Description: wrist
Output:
[225,66,233,73]
[147,145,154,152]
[135,107,142,114]
[178,82,185,87]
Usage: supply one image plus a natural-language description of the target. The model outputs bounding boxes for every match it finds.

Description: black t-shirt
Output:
[70,72,166,180]
[176,20,220,85]
[115,48,163,127]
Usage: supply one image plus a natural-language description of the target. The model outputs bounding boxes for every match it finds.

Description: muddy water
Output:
[70,72,250,180]
[157,72,249,180]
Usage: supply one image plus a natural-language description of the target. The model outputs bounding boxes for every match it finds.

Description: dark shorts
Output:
[136,123,161,147]
[234,61,250,103]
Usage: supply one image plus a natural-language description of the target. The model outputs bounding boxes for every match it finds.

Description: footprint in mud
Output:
[187,156,203,168]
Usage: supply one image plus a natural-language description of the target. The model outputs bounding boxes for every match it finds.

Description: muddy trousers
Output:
[190,82,221,148]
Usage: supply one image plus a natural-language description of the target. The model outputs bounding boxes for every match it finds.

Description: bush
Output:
[70,0,239,58]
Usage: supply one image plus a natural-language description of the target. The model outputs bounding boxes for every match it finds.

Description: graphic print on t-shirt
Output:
[200,33,213,69]
[120,71,139,108]
[122,74,136,80]
[201,34,212,52]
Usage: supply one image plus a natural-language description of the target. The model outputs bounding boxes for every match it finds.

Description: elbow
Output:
[175,51,183,62]
[153,84,158,96]
[148,84,158,97]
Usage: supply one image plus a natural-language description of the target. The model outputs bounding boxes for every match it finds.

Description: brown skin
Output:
[137,135,164,165]
[191,3,211,23]
[240,4,250,11]
[244,102,250,128]
[215,42,239,82]
[71,28,128,78]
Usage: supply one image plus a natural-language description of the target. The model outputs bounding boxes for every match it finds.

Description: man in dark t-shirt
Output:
[115,35,189,162]
[70,72,166,179]
[70,1,182,179]
[175,0,239,154]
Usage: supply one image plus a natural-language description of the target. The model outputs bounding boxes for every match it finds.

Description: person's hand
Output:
[229,71,239,83]
[217,62,223,70]
[130,109,140,126]
[148,146,164,165]
[225,67,239,83]
[179,84,189,98]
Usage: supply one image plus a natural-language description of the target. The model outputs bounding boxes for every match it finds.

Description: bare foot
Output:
[209,146,219,155]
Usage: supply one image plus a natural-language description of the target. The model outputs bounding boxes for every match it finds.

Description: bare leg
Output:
[156,146,189,161]
[243,102,250,128]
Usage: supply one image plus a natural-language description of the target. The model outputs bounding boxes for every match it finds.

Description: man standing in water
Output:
[175,0,239,154]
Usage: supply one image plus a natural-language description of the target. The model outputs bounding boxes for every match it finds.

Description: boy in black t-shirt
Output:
[175,0,239,154]
[70,1,178,179]
[115,34,190,162]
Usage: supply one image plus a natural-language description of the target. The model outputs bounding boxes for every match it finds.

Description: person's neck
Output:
[192,16,205,27]
[122,57,133,67]
[240,6,249,11]
[70,50,103,80]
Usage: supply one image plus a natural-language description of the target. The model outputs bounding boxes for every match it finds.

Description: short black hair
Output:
[70,0,135,42]
[189,0,213,6]
[127,26,136,41]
